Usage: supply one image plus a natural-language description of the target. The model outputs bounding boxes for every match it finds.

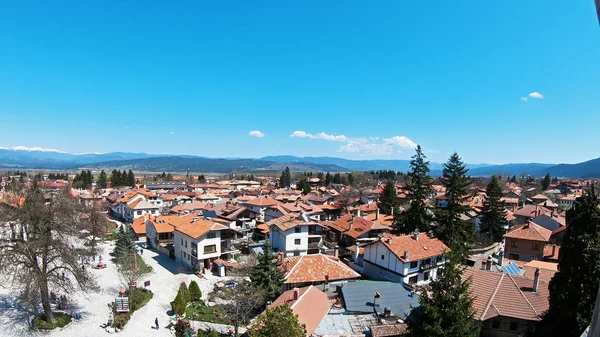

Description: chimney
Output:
[413,232,419,241]
[481,260,487,270]
[497,250,504,266]
[373,292,381,307]
[376,208,380,220]
[533,267,541,292]
[486,256,493,271]
[357,209,361,218]
[334,245,339,258]
[552,244,557,258]
[293,288,300,300]
[391,207,394,217]
[354,243,360,260]
[404,251,410,260]
[428,231,434,238]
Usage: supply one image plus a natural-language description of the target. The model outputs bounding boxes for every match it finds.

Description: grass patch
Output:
[113,289,153,329]
[186,300,232,325]
[136,253,153,274]
[33,312,71,330]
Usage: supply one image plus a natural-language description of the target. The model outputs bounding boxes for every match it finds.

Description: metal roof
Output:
[502,262,522,275]
[340,280,419,319]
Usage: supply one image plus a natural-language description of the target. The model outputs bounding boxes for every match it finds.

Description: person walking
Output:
[155,317,159,330]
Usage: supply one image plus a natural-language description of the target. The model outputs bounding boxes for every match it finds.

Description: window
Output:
[511,240,518,248]
[185,240,188,248]
[204,245,217,254]
[492,320,500,329]
[410,261,418,269]
[381,254,385,260]
[424,258,431,264]
[295,227,301,233]
[532,243,540,251]
[181,238,183,245]
[509,321,518,331]
[207,232,216,239]
[408,276,418,284]
[295,239,301,245]
[424,271,430,280]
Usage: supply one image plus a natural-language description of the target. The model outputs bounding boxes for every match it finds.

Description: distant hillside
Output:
[468,163,556,177]
[83,156,348,173]
[261,155,437,172]
[545,157,600,178]
[0,149,160,169]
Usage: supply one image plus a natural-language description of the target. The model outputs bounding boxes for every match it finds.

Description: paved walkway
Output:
[0,241,233,337]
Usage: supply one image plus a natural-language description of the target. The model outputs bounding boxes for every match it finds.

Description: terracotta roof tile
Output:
[282,254,360,284]
[371,233,449,263]
[244,196,281,207]
[269,286,331,336]
[504,222,552,242]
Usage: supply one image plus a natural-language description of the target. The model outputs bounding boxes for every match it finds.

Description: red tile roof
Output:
[328,214,383,239]
[371,233,450,263]
[244,196,281,207]
[504,222,552,242]
[282,254,360,284]
[464,268,549,322]
[268,286,331,336]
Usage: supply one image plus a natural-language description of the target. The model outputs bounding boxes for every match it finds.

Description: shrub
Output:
[174,319,187,337]
[172,292,187,316]
[189,280,202,301]
[113,313,131,329]
[179,282,191,303]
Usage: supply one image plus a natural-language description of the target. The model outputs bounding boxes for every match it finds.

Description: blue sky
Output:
[0,1,598,164]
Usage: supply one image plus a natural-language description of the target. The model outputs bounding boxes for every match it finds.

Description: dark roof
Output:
[341,280,419,319]
[532,214,565,232]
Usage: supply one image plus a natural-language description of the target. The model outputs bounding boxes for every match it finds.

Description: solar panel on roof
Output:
[502,262,521,275]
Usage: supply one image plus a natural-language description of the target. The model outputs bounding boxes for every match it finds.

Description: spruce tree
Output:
[395,145,434,234]
[178,281,191,303]
[347,172,355,186]
[249,243,284,302]
[279,167,291,188]
[324,172,332,186]
[539,188,600,337]
[172,292,187,316]
[435,153,473,258]
[479,175,507,243]
[542,173,551,191]
[127,170,135,187]
[97,170,107,189]
[111,170,121,187]
[379,180,398,215]
[297,178,311,195]
[406,252,480,337]
[114,226,137,263]
[189,280,202,301]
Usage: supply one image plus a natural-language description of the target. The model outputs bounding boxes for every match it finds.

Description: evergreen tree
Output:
[347,172,355,186]
[250,305,307,337]
[509,175,517,183]
[97,170,107,189]
[111,169,121,187]
[324,172,332,186]
[435,153,474,258]
[171,292,187,316]
[127,170,135,187]
[166,173,173,181]
[279,167,291,188]
[114,226,137,263]
[197,175,206,183]
[542,173,551,190]
[395,145,434,234]
[406,252,480,337]
[539,188,600,337]
[479,175,507,243]
[378,180,398,215]
[316,172,324,184]
[178,281,191,303]
[297,178,311,195]
[249,243,284,302]
[189,280,202,301]
[332,173,342,184]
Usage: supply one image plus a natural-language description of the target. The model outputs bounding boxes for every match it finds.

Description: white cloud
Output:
[521,92,544,101]
[169,131,176,135]
[9,146,67,153]
[248,130,265,138]
[290,130,347,142]
[529,92,544,99]
[383,136,417,149]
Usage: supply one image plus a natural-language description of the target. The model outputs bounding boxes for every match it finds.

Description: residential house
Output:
[325,214,392,249]
[503,222,552,261]
[144,181,186,190]
[280,254,361,290]
[173,217,240,271]
[558,195,576,209]
[242,196,280,221]
[269,214,325,256]
[465,267,549,337]
[512,205,552,224]
[145,216,177,256]
[361,232,449,286]
[531,214,566,244]
[267,286,331,337]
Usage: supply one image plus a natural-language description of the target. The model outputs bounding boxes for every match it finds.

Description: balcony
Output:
[419,261,439,272]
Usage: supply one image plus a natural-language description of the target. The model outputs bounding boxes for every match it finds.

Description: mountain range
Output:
[0,147,599,178]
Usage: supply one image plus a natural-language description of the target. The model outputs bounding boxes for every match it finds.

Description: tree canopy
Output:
[250,305,307,337]
[478,175,507,244]
[249,243,284,302]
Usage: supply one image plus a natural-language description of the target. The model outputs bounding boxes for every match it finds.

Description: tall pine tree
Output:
[324,172,332,186]
[379,180,398,215]
[97,170,108,189]
[435,153,473,258]
[406,252,480,337]
[127,170,135,187]
[539,188,600,337]
[111,169,121,187]
[478,175,507,243]
[249,243,284,302]
[542,173,551,191]
[279,167,291,188]
[395,145,434,234]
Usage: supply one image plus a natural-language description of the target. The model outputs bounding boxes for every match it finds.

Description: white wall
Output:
[269,225,322,257]
[174,230,224,268]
